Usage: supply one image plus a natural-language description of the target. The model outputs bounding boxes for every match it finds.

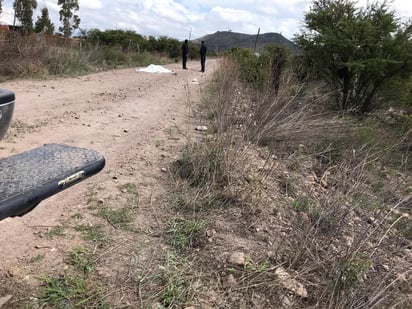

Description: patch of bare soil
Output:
[0,60,217,307]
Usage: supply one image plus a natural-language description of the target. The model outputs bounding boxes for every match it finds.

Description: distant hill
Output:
[192,31,297,53]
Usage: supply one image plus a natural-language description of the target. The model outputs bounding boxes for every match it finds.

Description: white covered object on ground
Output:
[137,64,173,73]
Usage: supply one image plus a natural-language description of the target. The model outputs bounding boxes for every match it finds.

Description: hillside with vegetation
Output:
[193,30,297,53]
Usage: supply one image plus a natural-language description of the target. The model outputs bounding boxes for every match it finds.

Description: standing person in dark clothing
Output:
[181,39,189,69]
[200,41,207,73]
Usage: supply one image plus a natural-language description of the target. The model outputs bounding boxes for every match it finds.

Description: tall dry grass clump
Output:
[0,32,49,77]
[0,32,168,79]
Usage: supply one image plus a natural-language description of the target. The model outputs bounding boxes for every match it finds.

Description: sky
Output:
[0,0,411,41]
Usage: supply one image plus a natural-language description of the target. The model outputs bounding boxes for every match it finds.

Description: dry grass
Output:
[0,32,169,79]
[166,55,412,308]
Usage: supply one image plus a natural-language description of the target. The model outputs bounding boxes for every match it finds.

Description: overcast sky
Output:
[0,0,411,41]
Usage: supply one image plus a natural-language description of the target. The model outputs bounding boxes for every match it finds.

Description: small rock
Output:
[222,274,236,288]
[206,229,216,237]
[275,267,308,298]
[367,216,376,225]
[0,295,12,308]
[160,168,167,173]
[195,125,208,131]
[281,295,293,308]
[121,188,128,193]
[228,252,246,266]
[396,272,408,282]
[342,235,354,247]
[123,129,128,133]
[297,211,310,223]
[382,264,390,271]
[267,251,275,258]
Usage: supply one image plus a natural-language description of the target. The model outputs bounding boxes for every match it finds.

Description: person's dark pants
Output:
[200,55,206,72]
[182,54,187,69]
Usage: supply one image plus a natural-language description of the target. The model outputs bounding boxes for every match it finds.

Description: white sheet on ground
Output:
[137,64,173,73]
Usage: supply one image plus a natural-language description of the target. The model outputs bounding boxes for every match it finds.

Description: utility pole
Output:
[13,0,19,28]
[254,27,260,53]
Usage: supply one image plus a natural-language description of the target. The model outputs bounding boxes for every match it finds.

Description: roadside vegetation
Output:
[0,0,411,308]
[165,50,411,307]
[0,0,198,79]
[0,29,194,80]
[157,0,411,307]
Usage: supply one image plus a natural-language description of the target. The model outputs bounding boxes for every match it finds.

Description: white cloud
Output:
[80,0,103,10]
[211,6,253,24]
[0,0,410,41]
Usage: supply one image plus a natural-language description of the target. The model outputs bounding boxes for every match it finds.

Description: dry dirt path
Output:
[0,60,217,304]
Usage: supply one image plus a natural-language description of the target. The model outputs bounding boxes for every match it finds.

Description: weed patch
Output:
[46,226,65,239]
[75,224,108,246]
[38,273,109,309]
[151,253,193,307]
[167,218,207,250]
[119,182,139,209]
[69,248,95,275]
[96,206,134,229]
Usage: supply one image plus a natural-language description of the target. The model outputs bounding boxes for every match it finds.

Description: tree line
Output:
[1,0,410,115]
[0,0,192,58]
[0,0,79,36]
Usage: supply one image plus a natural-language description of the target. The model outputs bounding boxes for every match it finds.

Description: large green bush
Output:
[295,0,412,113]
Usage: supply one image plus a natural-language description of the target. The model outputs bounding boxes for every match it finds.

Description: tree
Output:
[0,0,3,14]
[58,0,80,37]
[14,0,38,34]
[34,7,54,34]
[295,0,412,113]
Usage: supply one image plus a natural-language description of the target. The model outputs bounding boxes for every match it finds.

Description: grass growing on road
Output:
[38,273,109,309]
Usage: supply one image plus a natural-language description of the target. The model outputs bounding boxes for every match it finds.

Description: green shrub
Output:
[227,47,269,90]
[167,218,206,250]
[173,142,227,187]
[39,273,109,308]
[339,254,372,291]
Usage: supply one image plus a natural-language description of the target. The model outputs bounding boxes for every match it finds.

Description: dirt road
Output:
[0,60,217,303]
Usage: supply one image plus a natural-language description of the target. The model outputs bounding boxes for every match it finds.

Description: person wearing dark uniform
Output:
[200,41,207,73]
[181,39,189,69]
